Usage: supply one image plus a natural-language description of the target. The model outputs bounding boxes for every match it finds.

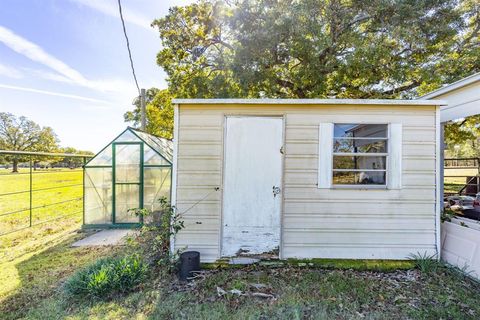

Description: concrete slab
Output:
[72,229,136,247]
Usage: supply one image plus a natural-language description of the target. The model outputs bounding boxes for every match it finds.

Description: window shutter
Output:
[388,123,402,189]
[318,123,333,189]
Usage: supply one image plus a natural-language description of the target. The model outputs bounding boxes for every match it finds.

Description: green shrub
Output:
[64,254,147,300]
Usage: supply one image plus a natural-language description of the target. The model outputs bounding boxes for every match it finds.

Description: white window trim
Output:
[331,123,389,188]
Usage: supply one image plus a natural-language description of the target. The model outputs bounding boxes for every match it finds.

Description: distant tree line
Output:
[0,112,93,172]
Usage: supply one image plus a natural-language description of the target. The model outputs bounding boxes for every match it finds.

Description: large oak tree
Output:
[153,0,479,99]
[126,0,479,144]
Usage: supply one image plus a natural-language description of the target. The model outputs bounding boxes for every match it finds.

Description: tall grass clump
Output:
[64,254,147,300]
[408,252,440,274]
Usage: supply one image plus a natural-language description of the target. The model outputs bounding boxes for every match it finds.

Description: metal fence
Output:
[0,150,92,236]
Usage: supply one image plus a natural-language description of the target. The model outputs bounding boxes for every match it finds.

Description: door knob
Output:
[273,186,281,197]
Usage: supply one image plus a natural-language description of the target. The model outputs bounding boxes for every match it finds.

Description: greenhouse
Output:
[83,127,172,227]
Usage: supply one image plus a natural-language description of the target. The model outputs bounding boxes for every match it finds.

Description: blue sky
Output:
[0,0,193,152]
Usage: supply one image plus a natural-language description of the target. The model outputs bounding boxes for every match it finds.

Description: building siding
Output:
[174,104,438,262]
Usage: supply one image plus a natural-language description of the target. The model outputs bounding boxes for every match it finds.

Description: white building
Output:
[170,99,444,262]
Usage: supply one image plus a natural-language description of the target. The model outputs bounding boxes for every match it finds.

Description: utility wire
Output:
[117,0,141,95]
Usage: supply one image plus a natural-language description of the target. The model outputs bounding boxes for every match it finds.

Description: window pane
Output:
[333,156,386,170]
[84,168,112,224]
[86,145,112,166]
[115,144,140,183]
[144,167,171,212]
[114,130,141,143]
[144,145,170,165]
[333,138,387,153]
[334,124,388,138]
[333,171,386,185]
[115,184,140,223]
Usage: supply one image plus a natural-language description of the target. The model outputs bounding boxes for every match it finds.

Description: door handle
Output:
[273,186,281,197]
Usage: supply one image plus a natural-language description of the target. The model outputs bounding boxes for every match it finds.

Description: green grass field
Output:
[0,168,89,308]
[0,168,83,235]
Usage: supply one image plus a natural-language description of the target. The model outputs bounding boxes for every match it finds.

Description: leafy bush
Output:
[64,254,147,300]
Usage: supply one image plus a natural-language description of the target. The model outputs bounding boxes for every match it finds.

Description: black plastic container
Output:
[179,251,200,281]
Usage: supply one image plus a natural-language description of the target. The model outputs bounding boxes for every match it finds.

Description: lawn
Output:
[0,167,95,317]
[1,169,480,319]
[0,168,83,235]
[2,226,480,319]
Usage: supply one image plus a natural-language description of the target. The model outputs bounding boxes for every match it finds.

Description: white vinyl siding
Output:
[174,103,438,262]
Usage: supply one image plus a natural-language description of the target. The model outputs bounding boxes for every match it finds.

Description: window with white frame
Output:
[332,124,388,186]
[318,122,402,189]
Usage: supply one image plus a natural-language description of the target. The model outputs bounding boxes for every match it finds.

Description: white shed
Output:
[170,99,445,262]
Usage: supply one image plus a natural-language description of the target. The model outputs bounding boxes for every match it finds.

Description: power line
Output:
[117,0,141,95]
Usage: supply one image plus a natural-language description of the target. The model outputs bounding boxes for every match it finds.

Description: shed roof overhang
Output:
[420,72,480,123]
[173,98,446,106]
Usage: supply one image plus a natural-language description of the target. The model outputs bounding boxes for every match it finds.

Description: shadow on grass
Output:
[0,231,116,320]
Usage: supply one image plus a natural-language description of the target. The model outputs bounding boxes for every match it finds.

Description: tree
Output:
[126,0,478,139]
[0,113,59,172]
[124,88,174,139]
[152,0,479,99]
[59,147,94,168]
[444,115,480,158]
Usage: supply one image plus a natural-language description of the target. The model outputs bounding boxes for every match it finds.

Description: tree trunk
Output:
[12,159,18,173]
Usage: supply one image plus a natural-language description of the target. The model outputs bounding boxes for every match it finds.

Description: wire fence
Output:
[0,150,92,236]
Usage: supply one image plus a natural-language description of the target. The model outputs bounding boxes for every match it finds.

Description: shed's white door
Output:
[222,117,283,257]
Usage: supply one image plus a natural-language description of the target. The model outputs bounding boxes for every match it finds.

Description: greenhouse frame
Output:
[83,127,172,228]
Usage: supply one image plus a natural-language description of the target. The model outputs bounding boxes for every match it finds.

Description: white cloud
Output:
[0,63,23,79]
[0,25,138,97]
[0,25,90,85]
[70,0,154,31]
[0,83,112,104]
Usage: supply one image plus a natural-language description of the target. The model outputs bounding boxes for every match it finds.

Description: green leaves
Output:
[127,1,479,146]
[64,254,147,300]
[124,88,174,139]
[151,0,479,100]
[148,0,480,98]
[444,115,480,157]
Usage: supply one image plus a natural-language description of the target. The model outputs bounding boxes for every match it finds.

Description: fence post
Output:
[82,157,86,226]
[29,156,32,227]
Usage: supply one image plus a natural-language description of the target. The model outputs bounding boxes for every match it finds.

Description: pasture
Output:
[0,168,83,235]
[0,168,85,305]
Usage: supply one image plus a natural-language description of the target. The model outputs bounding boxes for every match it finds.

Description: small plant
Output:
[64,254,147,300]
[408,252,440,274]
[441,209,456,223]
[128,197,184,271]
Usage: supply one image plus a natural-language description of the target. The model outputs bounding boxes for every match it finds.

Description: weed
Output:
[408,252,440,274]
[128,197,184,271]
